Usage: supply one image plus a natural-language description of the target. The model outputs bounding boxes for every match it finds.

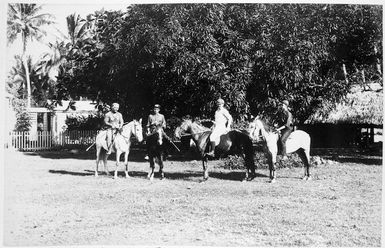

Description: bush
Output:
[13,98,31,131]
[65,112,104,130]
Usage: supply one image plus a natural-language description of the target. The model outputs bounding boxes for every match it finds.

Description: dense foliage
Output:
[54,4,382,123]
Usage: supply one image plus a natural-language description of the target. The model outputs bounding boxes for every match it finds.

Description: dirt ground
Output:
[3,148,382,246]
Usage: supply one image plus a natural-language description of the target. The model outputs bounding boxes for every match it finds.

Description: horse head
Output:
[122,119,143,143]
[133,119,144,143]
[174,119,193,139]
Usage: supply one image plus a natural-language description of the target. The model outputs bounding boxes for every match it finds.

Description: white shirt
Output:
[214,107,232,129]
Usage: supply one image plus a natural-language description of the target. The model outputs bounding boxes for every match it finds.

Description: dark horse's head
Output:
[147,126,164,147]
[174,119,192,139]
[174,118,211,140]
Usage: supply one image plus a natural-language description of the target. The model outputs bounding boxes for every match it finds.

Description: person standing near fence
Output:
[104,103,124,154]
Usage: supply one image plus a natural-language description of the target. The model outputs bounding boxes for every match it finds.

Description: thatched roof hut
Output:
[306,84,383,126]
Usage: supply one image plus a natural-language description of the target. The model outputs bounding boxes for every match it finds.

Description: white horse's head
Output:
[122,119,143,143]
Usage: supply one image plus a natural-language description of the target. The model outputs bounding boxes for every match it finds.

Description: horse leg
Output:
[202,156,209,180]
[305,149,311,180]
[114,151,121,179]
[159,153,165,180]
[244,152,256,182]
[124,151,130,178]
[147,156,155,180]
[268,153,277,183]
[103,152,110,176]
[95,147,101,177]
[298,149,311,180]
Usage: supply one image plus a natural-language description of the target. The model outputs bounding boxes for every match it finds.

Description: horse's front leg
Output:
[159,153,165,180]
[268,152,277,183]
[114,151,121,179]
[202,156,209,181]
[124,151,130,178]
[103,152,110,176]
[147,155,155,180]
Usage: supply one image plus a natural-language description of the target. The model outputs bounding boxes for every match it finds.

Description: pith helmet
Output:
[217,98,225,105]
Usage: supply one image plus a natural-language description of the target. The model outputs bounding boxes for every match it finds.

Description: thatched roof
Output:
[306,84,383,125]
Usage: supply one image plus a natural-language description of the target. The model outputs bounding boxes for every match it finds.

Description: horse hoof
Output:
[247,175,256,181]
[306,176,312,181]
[95,174,98,177]
[270,178,276,183]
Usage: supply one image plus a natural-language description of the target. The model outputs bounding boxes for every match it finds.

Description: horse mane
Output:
[191,121,211,132]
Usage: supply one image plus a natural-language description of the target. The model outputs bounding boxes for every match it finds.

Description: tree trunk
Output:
[342,63,348,84]
[23,56,32,108]
[374,45,381,73]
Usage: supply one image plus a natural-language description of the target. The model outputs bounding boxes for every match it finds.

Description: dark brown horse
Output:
[146,126,166,180]
[175,119,256,181]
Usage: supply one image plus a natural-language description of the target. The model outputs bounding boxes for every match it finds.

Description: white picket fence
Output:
[7,130,98,151]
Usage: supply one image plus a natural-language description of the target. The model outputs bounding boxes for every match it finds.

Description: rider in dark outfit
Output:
[276,100,294,160]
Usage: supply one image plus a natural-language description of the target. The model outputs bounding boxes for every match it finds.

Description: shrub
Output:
[13,98,31,131]
[65,112,104,130]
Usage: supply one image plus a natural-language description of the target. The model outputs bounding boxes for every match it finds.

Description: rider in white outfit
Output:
[207,98,233,157]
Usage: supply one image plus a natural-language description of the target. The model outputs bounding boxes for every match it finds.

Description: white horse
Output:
[95,119,143,179]
[248,117,311,182]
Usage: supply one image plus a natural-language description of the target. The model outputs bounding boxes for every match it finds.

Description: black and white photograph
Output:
[2,0,383,246]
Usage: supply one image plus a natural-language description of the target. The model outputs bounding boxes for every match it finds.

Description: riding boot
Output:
[207,141,216,157]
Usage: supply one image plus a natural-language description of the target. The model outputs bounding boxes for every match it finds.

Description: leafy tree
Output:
[55,4,382,123]
[8,55,57,107]
[7,3,54,108]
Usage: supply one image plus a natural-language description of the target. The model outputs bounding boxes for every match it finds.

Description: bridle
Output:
[120,121,141,142]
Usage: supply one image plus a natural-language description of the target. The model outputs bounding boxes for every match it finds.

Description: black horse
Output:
[146,126,166,180]
[175,119,256,181]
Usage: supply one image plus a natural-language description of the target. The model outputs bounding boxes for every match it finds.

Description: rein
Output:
[180,131,209,137]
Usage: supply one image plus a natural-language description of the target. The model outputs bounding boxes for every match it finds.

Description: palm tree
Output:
[7,3,54,108]
[65,13,91,56]
[9,55,54,107]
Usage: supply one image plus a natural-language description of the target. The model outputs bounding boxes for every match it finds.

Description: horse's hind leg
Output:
[95,147,101,177]
[298,149,311,180]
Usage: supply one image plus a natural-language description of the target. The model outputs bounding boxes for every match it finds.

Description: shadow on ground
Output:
[48,168,268,182]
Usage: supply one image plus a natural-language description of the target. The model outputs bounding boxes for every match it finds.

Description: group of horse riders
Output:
[103,98,294,158]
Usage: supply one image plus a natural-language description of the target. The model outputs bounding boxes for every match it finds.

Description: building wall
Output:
[297,124,382,148]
